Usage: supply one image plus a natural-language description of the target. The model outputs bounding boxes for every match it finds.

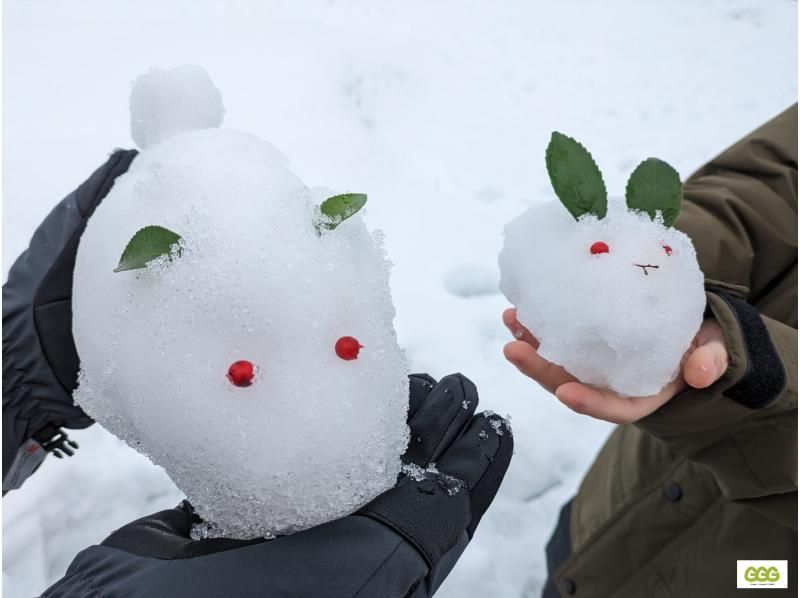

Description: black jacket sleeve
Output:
[3,149,138,491]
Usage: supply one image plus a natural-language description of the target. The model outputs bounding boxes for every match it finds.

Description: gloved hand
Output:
[3,149,138,490]
[43,373,513,598]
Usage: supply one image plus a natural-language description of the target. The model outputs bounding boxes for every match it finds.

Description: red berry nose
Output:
[663,245,673,256]
[227,360,255,387]
[590,241,609,255]
[335,336,363,361]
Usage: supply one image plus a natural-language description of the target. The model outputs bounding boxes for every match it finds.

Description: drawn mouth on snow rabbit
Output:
[499,132,705,397]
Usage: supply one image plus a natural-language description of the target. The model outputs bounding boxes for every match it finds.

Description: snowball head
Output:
[130,65,225,149]
[73,127,410,538]
[499,200,705,397]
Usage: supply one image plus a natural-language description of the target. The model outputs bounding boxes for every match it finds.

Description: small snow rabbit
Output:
[499,132,705,396]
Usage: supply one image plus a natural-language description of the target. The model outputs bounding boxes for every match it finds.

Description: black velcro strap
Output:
[714,291,787,409]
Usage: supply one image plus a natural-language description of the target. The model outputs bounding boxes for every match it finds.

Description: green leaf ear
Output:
[317,193,367,232]
[114,225,182,272]
[625,158,683,227]
[545,131,607,220]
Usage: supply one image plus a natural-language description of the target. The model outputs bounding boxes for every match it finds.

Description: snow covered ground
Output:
[3,1,796,596]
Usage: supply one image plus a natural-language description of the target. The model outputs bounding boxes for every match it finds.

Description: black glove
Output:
[2,149,138,490]
[43,373,513,598]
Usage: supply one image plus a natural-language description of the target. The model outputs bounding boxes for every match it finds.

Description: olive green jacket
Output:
[553,106,798,597]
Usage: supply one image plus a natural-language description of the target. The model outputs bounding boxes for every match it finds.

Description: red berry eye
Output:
[590,241,609,255]
[227,360,255,387]
[663,245,673,256]
[335,336,363,361]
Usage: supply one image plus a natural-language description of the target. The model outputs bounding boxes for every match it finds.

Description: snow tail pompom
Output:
[130,65,225,149]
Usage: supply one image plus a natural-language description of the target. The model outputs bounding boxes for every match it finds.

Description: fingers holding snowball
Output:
[502,308,539,348]
[555,383,669,424]
[407,373,438,421]
[404,374,480,468]
[682,319,728,389]
[554,383,624,422]
[435,412,514,538]
[503,341,577,393]
[505,318,728,423]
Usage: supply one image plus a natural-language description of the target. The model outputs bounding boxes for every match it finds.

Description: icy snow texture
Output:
[499,200,705,396]
[73,74,409,537]
[130,65,224,149]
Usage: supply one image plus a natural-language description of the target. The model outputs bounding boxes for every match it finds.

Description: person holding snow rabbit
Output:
[504,105,797,597]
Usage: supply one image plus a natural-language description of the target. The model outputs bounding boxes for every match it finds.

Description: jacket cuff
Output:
[706,290,787,408]
[636,288,788,440]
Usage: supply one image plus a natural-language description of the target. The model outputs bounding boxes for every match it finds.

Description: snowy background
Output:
[2,1,796,596]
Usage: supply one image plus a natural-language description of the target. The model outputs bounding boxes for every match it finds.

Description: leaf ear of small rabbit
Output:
[315,193,367,233]
[545,131,608,221]
[624,158,684,227]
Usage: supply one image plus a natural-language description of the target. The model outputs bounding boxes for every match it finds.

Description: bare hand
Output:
[502,308,729,424]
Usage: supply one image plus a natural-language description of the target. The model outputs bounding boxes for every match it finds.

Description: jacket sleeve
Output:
[636,105,797,529]
[2,149,138,492]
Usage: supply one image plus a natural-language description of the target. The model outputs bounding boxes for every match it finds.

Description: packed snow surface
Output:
[4,1,795,596]
[72,67,410,537]
[499,200,705,396]
[129,65,225,149]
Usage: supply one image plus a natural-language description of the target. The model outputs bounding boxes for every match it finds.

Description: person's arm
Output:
[677,104,797,316]
[2,149,138,492]
[635,105,798,528]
